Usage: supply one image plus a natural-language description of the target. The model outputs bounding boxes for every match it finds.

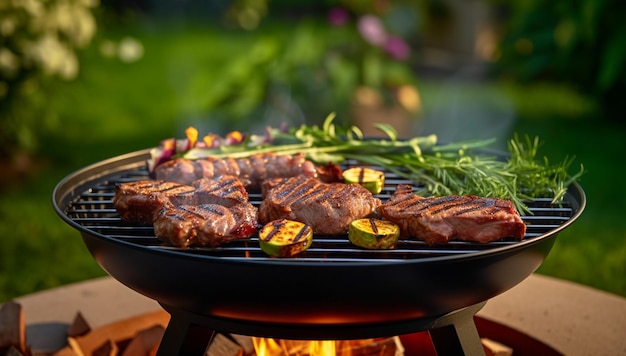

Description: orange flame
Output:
[252,337,394,356]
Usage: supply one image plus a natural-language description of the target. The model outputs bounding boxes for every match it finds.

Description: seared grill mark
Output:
[323,184,354,205]
[410,196,459,214]
[422,197,492,216]
[124,180,191,194]
[288,181,328,207]
[369,218,379,235]
[288,180,311,197]
[136,181,164,189]
[205,177,239,195]
[293,225,309,243]
[263,222,281,241]
[275,177,319,205]
[165,206,193,221]
[386,192,418,207]
[427,199,474,216]
[197,204,227,217]
[168,205,227,221]
[272,177,304,201]
[447,199,497,216]
[158,184,190,193]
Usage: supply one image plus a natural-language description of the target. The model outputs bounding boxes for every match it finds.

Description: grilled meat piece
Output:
[113,176,248,224]
[153,202,258,248]
[259,176,381,235]
[190,176,249,207]
[113,180,197,224]
[377,185,526,245]
[154,153,342,188]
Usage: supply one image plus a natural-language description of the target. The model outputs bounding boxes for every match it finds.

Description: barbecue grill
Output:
[52,148,585,355]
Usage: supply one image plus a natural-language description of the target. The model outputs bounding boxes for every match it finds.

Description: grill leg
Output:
[428,316,485,355]
[157,309,216,356]
[156,302,486,355]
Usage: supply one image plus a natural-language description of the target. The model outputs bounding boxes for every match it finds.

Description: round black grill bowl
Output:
[53,148,585,338]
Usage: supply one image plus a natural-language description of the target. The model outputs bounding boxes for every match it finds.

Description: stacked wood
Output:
[56,310,169,356]
[0,302,29,356]
[1,301,169,356]
[1,301,516,356]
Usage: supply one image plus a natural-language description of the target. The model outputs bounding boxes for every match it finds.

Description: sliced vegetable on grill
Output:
[259,219,313,257]
[343,167,385,194]
[349,218,400,249]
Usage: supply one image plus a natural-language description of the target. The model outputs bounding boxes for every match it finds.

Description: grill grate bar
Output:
[60,165,579,262]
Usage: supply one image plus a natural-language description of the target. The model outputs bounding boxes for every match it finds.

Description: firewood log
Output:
[67,310,168,356]
[67,312,91,338]
[205,333,243,356]
[121,325,164,356]
[0,302,27,355]
[481,338,513,356]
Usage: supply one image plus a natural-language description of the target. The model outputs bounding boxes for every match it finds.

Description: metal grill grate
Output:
[62,164,578,263]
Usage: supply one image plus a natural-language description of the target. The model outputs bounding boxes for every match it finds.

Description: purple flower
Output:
[357,15,387,46]
[328,7,349,27]
[384,35,411,60]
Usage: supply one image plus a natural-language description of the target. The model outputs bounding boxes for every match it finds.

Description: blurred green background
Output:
[1,0,624,302]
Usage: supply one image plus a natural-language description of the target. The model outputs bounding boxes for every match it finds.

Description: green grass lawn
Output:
[512,112,626,295]
[1,22,624,303]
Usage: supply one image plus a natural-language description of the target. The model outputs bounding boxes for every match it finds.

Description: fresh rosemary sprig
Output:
[176,113,583,214]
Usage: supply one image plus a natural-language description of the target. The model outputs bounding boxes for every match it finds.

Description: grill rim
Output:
[52,147,587,268]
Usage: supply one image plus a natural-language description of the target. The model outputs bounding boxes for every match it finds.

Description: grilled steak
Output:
[154,153,342,188]
[190,175,249,207]
[153,202,258,248]
[113,176,248,224]
[113,180,197,224]
[259,176,381,235]
[377,185,526,245]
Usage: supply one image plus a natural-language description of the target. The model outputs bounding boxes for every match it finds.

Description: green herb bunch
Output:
[177,113,584,214]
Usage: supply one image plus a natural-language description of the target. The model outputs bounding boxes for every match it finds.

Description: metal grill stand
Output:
[156,302,487,355]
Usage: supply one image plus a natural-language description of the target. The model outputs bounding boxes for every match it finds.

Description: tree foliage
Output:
[0,0,98,159]
[491,0,625,121]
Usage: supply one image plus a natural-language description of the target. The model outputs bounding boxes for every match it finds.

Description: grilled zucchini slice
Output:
[349,218,400,249]
[343,167,385,194]
[259,219,313,257]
